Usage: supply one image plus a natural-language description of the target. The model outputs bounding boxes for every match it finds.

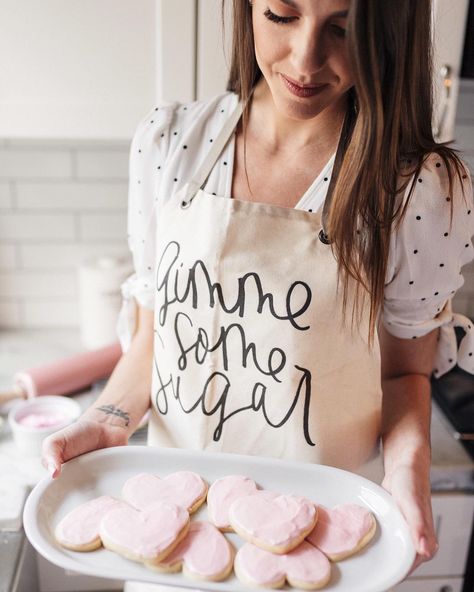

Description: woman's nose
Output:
[290,24,326,76]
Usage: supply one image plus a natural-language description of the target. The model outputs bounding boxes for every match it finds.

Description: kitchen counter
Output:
[0,329,109,495]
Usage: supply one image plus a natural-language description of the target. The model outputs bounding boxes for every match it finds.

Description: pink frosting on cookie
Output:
[157,521,232,578]
[229,491,317,549]
[306,504,374,556]
[99,501,189,561]
[55,495,125,548]
[122,471,206,511]
[235,541,331,587]
[207,475,259,529]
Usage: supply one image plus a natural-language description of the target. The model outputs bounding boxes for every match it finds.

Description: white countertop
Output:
[0,327,473,529]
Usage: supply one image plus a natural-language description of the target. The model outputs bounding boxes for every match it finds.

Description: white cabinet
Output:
[393,493,474,592]
[0,0,156,140]
[393,577,463,592]
[196,0,232,101]
[415,494,474,577]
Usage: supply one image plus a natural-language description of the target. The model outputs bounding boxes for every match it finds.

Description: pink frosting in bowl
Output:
[18,411,69,429]
[8,395,82,455]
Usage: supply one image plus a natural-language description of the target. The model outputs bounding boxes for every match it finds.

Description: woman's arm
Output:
[378,321,439,572]
[41,305,154,477]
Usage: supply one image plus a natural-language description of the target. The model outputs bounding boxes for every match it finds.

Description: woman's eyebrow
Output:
[279,0,348,18]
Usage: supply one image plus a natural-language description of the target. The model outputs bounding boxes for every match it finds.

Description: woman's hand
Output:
[382,461,438,575]
[41,306,154,479]
[41,417,128,479]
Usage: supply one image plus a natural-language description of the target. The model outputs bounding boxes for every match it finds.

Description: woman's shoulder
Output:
[130,90,239,158]
[392,151,473,241]
[385,151,473,284]
[399,151,472,207]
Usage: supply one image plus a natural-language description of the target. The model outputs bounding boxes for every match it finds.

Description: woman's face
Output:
[251,0,353,120]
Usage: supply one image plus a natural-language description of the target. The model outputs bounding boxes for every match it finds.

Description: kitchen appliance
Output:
[431,329,474,462]
[432,367,474,459]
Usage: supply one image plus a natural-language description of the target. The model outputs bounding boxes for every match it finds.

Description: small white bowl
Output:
[8,396,81,456]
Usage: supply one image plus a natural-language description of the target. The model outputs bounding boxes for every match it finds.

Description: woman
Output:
[43,0,474,582]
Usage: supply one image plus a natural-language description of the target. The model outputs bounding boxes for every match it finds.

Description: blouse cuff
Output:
[116,273,154,353]
[434,309,474,377]
[383,298,474,377]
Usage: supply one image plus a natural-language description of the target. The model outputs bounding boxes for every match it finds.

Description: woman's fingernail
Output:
[47,461,57,477]
[418,536,428,555]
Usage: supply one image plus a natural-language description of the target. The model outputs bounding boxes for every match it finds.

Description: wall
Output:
[0,138,130,328]
[0,81,473,329]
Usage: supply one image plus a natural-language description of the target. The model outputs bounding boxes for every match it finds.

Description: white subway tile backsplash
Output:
[78,213,127,241]
[0,271,76,298]
[0,213,75,241]
[0,245,17,269]
[17,181,128,211]
[20,242,129,269]
[23,299,78,328]
[76,150,129,180]
[0,300,22,328]
[0,137,130,326]
[0,183,13,209]
[0,148,72,179]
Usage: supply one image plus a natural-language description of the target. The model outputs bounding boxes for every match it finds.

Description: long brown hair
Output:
[222,0,469,346]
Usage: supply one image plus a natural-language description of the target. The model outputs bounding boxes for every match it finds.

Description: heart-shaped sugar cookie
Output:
[122,471,207,513]
[306,503,376,561]
[99,500,190,564]
[229,491,317,553]
[207,475,259,531]
[149,521,234,581]
[235,541,331,590]
[55,496,126,551]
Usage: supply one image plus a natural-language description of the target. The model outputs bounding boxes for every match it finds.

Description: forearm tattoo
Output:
[96,404,130,427]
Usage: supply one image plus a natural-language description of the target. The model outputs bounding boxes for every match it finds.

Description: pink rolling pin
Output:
[0,342,122,404]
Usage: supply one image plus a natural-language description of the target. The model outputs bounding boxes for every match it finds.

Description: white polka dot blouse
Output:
[117,91,474,377]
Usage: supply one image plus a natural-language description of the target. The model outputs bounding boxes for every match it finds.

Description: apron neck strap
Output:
[181,88,357,215]
[180,95,246,206]
[319,93,357,244]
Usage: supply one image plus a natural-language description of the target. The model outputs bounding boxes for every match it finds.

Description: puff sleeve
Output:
[382,154,474,376]
[116,102,177,352]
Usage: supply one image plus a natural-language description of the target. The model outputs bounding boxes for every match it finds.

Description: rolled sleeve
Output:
[116,102,176,352]
[383,154,474,376]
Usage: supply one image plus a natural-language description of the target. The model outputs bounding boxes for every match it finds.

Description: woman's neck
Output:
[247,77,347,157]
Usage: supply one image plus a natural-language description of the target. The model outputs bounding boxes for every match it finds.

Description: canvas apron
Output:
[146,97,383,477]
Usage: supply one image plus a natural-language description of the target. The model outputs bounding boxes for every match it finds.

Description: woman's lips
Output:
[281,74,327,98]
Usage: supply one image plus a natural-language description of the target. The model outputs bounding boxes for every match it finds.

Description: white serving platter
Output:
[23,446,415,592]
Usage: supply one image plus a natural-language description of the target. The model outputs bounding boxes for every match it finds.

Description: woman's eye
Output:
[331,24,346,38]
[263,8,296,24]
